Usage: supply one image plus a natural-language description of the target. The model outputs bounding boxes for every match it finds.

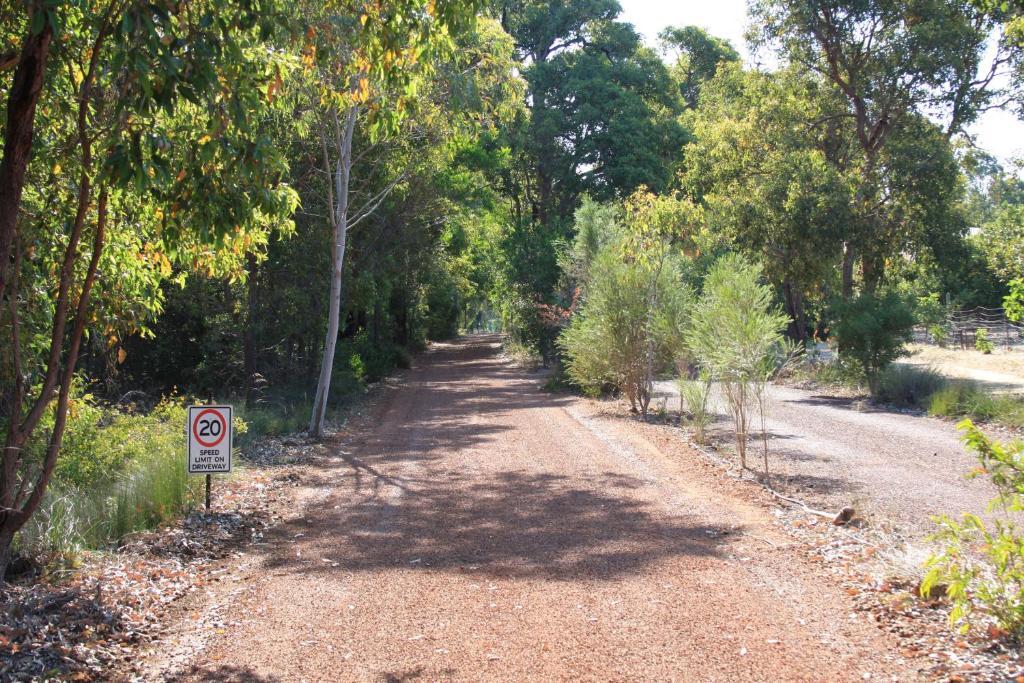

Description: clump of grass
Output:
[16,387,323,569]
[16,398,211,562]
[679,376,713,444]
[236,401,310,447]
[928,383,1024,429]
[786,358,865,391]
[870,364,948,408]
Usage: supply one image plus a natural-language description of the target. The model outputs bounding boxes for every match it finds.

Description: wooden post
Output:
[206,392,214,511]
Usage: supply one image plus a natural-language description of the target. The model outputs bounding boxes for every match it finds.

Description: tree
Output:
[981,204,1024,281]
[751,0,1020,297]
[0,0,298,576]
[685,65,850,342]
[831,291,916,380]
[494,0,688,353]
[303,0,482,436]
[658,25,739,109]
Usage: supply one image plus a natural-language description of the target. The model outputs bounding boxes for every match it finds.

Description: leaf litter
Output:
[1,435,324,682]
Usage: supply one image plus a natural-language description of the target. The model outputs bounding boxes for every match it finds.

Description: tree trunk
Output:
[0,17,53,305]
[841,242,855,300]
[782,280,808,344]
[861,252,882,294]
[244,252,259,409]
[309,107,357,437]
[0,524,15,581]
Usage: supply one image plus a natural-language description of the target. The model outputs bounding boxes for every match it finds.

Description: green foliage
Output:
[924,422,1024,635]
[831,292,916,379]
[980,205,1024,283]
[870,365,947,409]
[659,25,740,109]
[16,398,208,560]
[1004,278,1024,323]
[928,384,1024,429]
[915,293,948,328]
[557,196,621,290]
[685,254,790,468]
[976,328,995,354]
[678,375,713,445]
[559,246,689,411]
[929,325,951,347]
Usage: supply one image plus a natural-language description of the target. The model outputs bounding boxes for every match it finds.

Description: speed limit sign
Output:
[187,405,233,474]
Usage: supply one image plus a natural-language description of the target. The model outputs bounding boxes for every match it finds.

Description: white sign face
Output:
[187,405,233,474]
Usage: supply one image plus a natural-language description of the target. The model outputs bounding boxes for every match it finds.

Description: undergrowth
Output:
[12,390,316,573]
[794,359,1024,430]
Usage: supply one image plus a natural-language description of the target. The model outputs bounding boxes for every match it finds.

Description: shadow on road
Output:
[252,335,731,583]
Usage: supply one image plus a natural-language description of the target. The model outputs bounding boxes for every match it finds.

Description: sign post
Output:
[187,405,233,511]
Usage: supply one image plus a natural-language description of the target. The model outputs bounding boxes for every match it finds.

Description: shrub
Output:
[559,246,689,414]
[975,328,994,354]
[1004,278,1024,324]
[924,421,1024,636]
[685,254,790,473]
[915,292,948,329]
[831,291,916,380]
[928,324,950,347]
[871,365,947,408]
[16,398,218,561]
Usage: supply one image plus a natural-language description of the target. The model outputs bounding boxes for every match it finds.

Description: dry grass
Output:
[904,343,1024,392]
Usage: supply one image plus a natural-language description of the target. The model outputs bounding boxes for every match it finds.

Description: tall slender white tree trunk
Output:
[310,106,357,436]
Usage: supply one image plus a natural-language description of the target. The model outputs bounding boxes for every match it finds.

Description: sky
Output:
[617,0,1024,167]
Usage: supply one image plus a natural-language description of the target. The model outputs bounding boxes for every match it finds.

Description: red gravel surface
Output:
[168,336,918,682]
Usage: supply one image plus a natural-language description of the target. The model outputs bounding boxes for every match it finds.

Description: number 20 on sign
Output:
[188,405,233,475]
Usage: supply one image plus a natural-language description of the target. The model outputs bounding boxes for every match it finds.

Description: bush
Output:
[685,254,790,472]
[16,398,219,562]
[678,375,713,444]
[871,364,947,408]
[831,291,916,380]
[924,421,1024,636]
[928,324,950,347]
[975,328,994,354]
[559,246,689,413]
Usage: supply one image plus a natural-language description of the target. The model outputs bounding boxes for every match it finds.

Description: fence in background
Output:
[916,306,1024,349]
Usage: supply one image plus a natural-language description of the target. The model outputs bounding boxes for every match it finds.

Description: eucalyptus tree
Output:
[0,0,298,576]
[685,65,851,342]
[495,0,689,352]
[658,25,740,109]
[302,0,482,436]
[750,0,1021,296]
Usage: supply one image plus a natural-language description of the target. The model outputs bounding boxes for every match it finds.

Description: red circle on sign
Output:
[192,408,227,448]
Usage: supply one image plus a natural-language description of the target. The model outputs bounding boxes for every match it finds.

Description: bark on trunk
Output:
[782,280,808,344]
[244,252,258,409]
[309,107,357,437]
[861,253,882,294]
[0,525,15,581]
[0,17,53,305]
[841,242,855,300]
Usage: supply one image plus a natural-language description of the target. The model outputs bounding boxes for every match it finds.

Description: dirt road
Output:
[168,336,915,681]
[652,381,999,543]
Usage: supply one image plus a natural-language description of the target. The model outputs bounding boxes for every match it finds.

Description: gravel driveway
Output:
[653,380,1001,542]
[169,336,916,681]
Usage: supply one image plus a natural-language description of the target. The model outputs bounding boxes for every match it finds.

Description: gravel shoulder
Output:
[159,336,918,682]
[653,380,1001,543]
